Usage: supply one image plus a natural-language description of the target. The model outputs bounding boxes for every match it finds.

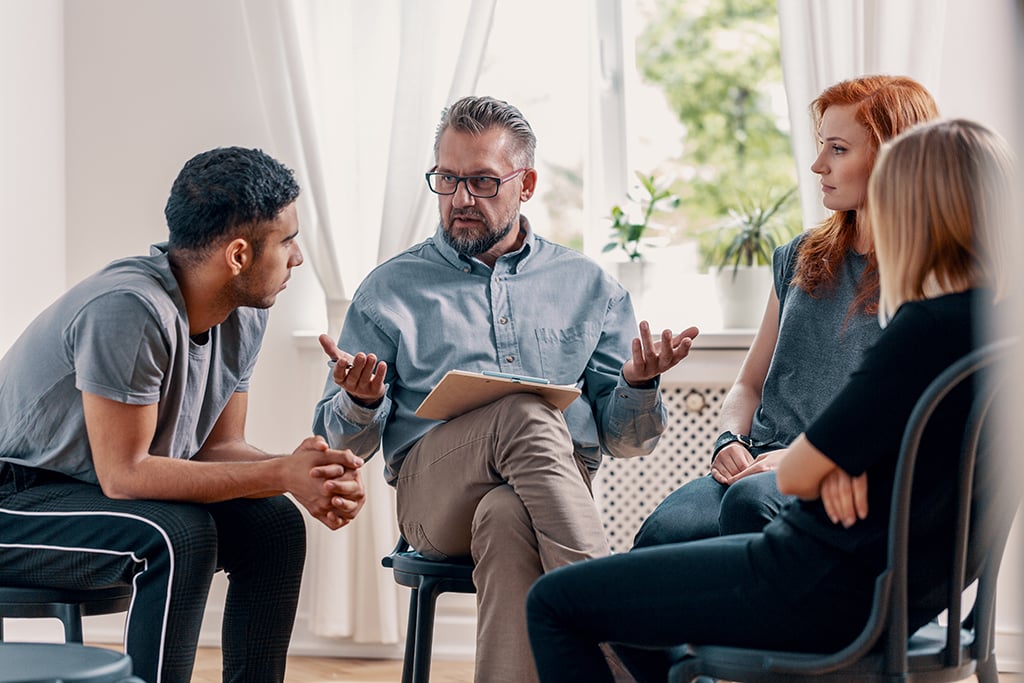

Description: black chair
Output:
[670,339,1021,683]
[0,584,132,643]
[0,641,143,682]
[381,534,476,683]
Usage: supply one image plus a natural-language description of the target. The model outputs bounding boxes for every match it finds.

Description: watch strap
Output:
[712,430,754,461]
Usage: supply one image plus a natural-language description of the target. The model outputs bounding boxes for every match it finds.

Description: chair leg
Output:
[976,656,999,683]
[401,588,419,683]
[411,578,442,683]
[57,604,84,643]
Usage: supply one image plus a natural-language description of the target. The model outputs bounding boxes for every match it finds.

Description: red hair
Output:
[791,75,939,315]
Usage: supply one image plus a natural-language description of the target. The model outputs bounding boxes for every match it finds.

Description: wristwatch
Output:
[712,430,754,459]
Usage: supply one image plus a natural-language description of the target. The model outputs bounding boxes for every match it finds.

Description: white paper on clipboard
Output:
[414,370,581,421]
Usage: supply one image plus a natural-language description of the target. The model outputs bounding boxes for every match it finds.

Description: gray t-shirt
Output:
[749,233,881,450]
[0,243,268,484]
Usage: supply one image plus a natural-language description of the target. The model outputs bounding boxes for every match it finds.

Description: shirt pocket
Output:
[534,323,601,385]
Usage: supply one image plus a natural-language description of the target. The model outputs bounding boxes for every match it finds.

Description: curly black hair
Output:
[164,147,300,259]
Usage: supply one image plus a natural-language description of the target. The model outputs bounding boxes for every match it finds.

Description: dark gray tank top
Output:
[749,233,881,449]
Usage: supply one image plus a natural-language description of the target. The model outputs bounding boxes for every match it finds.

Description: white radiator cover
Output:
[594,384,729,553]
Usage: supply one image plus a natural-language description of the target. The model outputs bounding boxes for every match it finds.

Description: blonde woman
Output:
[527,119,1013,683]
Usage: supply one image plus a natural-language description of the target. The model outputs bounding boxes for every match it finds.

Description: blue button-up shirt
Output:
[312,218,667,485]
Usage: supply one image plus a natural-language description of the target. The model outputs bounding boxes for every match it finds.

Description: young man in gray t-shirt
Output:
[0,147,365,683]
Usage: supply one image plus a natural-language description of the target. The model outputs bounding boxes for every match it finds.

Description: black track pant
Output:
[0,462,306,683]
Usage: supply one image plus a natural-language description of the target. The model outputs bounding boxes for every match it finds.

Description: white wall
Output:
[0,0,66,355]
[62,0,328,454]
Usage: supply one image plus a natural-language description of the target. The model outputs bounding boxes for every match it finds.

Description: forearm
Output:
[193,438,275,463]
[717,381,760,435]
[777,434,836,499]
[99,454,289,502]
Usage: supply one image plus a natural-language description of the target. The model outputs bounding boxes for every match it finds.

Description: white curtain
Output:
[776,0,947,229]
[240,0,496,643]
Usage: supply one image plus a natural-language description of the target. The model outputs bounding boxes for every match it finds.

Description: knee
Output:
[258,497,306,573]
[212,496,306,574]
[632,477,724,548]
[471,485,537,560]
[472,485,533,539]
[719,472,782,535]
[633,505,676,549]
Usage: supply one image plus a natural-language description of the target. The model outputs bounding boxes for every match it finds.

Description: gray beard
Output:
[441,218,515,258]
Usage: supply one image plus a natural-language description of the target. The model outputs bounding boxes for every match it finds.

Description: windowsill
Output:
[607,244,763,350]
[688,330,755,349]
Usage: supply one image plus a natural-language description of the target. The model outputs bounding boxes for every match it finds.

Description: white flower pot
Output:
[714,265,773,329]
[616,260,648,298]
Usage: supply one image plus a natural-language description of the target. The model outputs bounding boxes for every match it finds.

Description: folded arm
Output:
[777,434,868,527]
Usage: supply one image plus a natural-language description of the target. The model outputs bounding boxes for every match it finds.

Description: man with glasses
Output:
[313,96,698,682]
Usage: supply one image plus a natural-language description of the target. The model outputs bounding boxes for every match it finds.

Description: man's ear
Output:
[224,238,251,275]
[520,168,538,202]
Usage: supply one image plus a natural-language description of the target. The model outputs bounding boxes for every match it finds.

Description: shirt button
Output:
[506,355,515,362]
[499,316,509,325]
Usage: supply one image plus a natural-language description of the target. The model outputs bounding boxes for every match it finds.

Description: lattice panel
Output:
[593,384,730,553]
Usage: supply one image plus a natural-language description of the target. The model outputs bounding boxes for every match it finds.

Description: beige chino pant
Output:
[396,394,611,683]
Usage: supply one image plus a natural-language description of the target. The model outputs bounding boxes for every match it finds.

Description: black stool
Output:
[381,535,476,683]
[0,585,132,643]
[0,642,142,682]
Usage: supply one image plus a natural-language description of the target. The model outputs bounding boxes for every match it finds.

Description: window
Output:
[479,0,795,332]
[475,0,590,252]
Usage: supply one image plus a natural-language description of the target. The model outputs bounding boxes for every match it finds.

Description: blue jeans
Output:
[633,471,791,547]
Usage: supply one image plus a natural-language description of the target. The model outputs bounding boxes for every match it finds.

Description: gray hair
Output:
[433,96,536,169]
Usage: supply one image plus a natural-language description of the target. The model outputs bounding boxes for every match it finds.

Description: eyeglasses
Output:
[425,168,528,198]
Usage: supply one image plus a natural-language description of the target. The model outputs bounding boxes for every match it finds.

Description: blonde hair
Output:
[792,75,939,316]
[870,119,1013,325]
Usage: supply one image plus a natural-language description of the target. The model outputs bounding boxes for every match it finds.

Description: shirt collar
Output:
[432,215,536,272]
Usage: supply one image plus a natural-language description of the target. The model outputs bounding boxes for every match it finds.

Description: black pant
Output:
[0,463,306,683]
[526,527,874,682]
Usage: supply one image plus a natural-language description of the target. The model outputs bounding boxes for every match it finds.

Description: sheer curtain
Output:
[776,0,947,229]
[240,0,496,643]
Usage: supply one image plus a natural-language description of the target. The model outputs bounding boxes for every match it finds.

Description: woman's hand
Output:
[712,448,786,485]
[820,468,868,527]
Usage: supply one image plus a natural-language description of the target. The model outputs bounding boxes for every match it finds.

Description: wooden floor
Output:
[186,647,1021,683]
[192,647,473,682]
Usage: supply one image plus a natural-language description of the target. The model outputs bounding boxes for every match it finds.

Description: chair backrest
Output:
[677,338,1021,681]
[795,338,1017,676]
[879,337,1021,675]
[671,339,1024,679]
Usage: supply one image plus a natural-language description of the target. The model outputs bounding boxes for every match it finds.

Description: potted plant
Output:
[702,186,798,328]
[602,172,679,293]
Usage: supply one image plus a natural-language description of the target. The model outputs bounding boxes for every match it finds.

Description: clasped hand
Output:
[711,447,786,485]
[623,321,700,386]
[290,435,366,530]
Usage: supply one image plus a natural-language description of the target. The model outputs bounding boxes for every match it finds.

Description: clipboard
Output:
[415,370,581,421]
